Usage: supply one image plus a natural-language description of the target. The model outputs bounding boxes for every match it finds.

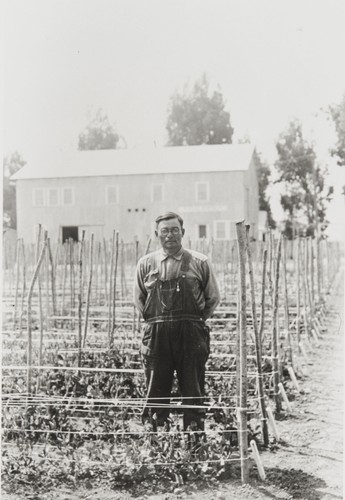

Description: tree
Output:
[254,151,276,229]
[3,152,26,229]
[238,136,276,229]
[330,93,345,167]
[78,109,125,150]
[275,119,333,238]
[166,74,234,146]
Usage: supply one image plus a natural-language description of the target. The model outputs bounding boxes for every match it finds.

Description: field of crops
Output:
[1,224,343,497]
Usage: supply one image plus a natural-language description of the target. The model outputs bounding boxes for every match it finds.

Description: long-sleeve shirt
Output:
[134,247,221,320]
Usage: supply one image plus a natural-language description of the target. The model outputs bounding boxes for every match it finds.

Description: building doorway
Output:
[62,226,78,242]
[198,225,207,238]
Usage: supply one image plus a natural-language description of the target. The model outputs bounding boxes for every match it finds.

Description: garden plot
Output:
[2,226,343,497]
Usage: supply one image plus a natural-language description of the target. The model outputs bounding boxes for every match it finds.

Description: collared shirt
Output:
[134,247,221,320]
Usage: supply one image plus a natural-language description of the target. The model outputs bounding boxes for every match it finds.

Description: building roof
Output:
[11,143,255,180]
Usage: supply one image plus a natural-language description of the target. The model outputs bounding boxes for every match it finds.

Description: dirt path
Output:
[2,278,343,500]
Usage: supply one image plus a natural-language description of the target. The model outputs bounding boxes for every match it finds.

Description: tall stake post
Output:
[27,231,48,394]
[282,238,293,366]
[245,226,269,447]
[48,238,57,320]
[103,238,109,306]
[235,221,249,483]
[82,233,94,347]
[108,230,116,347]
[272,234,282,413]
[302,238,311,338]
[19,239,26,334]
[259,248,267,344]
[13,239,21,331]
[111,231,120,340]
[133,238,139,334]
[35,225,44,365]
[296,237,301,346]
[77,230,85,368]
[61,242,68,315]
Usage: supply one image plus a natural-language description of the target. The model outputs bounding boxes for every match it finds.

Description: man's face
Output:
[155,217,185,253]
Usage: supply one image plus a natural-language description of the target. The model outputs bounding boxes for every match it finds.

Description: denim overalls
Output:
[140,250,210,431]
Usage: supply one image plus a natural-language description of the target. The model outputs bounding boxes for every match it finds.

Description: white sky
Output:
[3,0,345,237]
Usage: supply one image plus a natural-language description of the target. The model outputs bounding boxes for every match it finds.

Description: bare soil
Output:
[2,284,343,500]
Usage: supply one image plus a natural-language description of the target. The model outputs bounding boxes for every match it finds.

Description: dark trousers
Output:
[141,320,210,430]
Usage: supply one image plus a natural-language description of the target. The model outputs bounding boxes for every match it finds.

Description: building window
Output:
[151,184,164,203]
[199,225,207,238]
[48,188,59,206]
[62,187,74,206]
[106,185,119,204]
[195,182,209,202]
[33,188,45,207]
[214,220,230,240]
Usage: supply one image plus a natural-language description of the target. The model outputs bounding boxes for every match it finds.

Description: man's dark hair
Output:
[155,212,184,229]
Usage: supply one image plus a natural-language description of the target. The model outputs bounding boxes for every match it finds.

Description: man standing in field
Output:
[134,212,220,433]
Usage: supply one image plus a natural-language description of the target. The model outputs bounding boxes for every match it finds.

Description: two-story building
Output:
[12,143,259,243]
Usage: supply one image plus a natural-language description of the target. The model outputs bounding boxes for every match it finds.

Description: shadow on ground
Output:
[263,467,327,499]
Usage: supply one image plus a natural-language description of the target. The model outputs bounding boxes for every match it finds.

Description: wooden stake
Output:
[278,382,292,412]
[245,225,268,447]
[82,233,94,348]
[287,366,301,393]
[272,235,282,413]
[48,238,57,320]
[61,242,68,315]
[250,440,266,480]
[296,237,301,347]
[259,249,267,344]
[282,238,293,366]
[235,221,249,484]
[77,231,85,367]
[27,231,48,394]
[108,230,116,347]
[111,231,120,337]
[18,239,26,334]
[35,225,44,366]
[13,239,21,331]
[266,406,280,441]
[103,238,109,306]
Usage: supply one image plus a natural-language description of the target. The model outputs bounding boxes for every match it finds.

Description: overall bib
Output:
[140,250,210,431]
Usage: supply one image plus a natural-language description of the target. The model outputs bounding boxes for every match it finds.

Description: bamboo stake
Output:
[250,440,266,480]
[103,238,109,306]
[295,237,301,348]
[259,249,267,344]
[61,242,68,315]
[82,233,94,348]
[108,230,116,347]
[133,238,139,334]
[94,241,99,306]
[45,240,50,329]
[272,234,282,414]
[317,237,323,301]
[245,226,268,447]
[18,239,26,334]
[282,238,293,366]
[13,239,21,330]
[35,225,44,365]
[70,240,76,329]
[235,221,249,484]
[120,240,125,301]
[302,238,310,340]
[77,231,86,367]
[111,232,120,338]
[27,231,48,394]
[48,238,57,320]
